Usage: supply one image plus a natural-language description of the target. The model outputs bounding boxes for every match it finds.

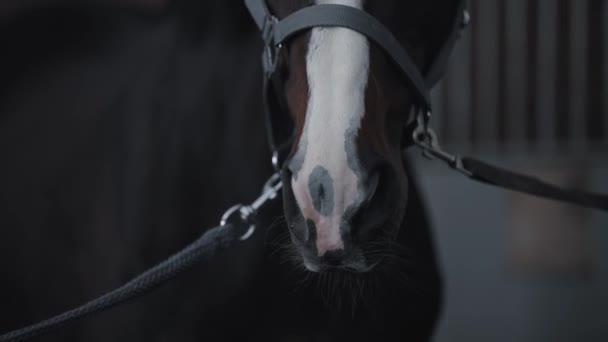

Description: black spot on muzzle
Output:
[308,165,334,217]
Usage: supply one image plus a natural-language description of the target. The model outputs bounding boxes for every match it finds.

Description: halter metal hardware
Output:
[412,112,472,177]
[263,43,282,76]
[461,9,471,28]
[261,16,282,75]
[220,173,283,241]
[271,150,280,172]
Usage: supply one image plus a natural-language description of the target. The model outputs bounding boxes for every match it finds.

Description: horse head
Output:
[262,0,462,273]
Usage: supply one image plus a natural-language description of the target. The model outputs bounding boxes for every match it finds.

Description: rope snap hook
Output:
[220,173,283,241]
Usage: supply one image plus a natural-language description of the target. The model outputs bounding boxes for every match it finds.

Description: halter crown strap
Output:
[245,0,432,110]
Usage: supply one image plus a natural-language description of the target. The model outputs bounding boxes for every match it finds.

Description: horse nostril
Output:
[320,249,346,266]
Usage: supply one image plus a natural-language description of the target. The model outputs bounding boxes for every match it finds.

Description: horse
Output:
[0,0,460,341]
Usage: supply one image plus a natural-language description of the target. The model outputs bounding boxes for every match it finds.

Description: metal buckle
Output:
[412,111,472,177]
[220,173,283,241]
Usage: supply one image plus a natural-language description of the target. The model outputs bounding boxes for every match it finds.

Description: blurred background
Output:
[1,0,607,341]
[412,0,608,341]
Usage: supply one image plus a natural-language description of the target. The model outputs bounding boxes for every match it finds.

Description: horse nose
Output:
[287,162,387,257]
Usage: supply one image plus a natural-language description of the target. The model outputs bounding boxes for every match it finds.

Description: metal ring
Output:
[238,224,256,241]
[271,150,280,172]
[412,126,430,146]
[461,9,471,28]
[220,205,242,227]
[220,205,256,241]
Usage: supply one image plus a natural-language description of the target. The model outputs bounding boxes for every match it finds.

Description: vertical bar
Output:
[443,17,473,148]
[469,0,479,146]
[536,0,558,148]
[569,0,588,146]
[505,0,528,145]
[497,0,507,146]
[587,0,605,142]
[604,0,608,144]
[473,0,500,149]
[526,0,539,145]
[555,0,571,143]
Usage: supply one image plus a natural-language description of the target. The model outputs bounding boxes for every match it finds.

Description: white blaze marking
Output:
[290,0,369,256]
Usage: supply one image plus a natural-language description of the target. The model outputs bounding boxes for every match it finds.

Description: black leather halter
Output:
[245,0,468,169]
[246,0,608,212]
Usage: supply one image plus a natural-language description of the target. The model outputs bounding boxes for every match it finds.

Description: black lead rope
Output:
[0,174,283,342]
[0,224,241,342]
[461,158,608,211]
[412,121,608,212]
